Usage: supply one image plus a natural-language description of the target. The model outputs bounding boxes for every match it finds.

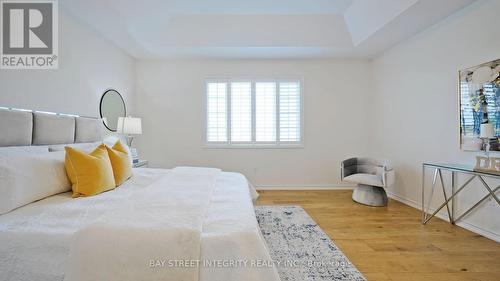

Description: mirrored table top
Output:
[423,162,500,177]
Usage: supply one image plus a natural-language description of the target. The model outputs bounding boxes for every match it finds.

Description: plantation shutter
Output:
[255,82,277,142]
[230,82,252,142]
[206,82,228,142]
[279,82,301,142]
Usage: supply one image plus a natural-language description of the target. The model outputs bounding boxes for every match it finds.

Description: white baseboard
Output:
[386,191,500,243]
[256,184,356,191]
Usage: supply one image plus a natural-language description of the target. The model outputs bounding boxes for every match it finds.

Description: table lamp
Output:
[480,123,494,158]
[117,116,142,147]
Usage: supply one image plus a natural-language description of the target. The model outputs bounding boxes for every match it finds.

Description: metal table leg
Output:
[438,169,453,223]
[451,171,455,224]
[421,165,425,223]
[422,168,438,224]
[422,175,476,225]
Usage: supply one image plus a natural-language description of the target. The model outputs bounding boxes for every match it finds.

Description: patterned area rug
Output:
[255,205,366,281]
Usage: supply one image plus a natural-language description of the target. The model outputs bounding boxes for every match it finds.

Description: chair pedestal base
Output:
[352,184,388,207]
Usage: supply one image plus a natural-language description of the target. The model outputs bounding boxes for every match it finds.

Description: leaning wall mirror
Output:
[99,89,126,132]
[459,58,500,151]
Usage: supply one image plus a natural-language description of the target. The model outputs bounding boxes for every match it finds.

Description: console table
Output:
[421,163,500,225]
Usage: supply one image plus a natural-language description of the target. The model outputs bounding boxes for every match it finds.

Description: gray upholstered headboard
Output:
[0,108,103,147]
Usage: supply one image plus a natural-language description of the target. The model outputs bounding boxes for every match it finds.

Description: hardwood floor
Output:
[256,190,500,281]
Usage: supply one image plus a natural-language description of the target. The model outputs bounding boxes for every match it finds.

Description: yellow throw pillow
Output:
[65,144,116,198]
[106,141,133,186]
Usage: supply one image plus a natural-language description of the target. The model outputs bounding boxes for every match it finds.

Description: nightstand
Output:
[133,160,148,168]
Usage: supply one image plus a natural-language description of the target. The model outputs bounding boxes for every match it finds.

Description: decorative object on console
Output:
[459,59,500,151]
[117,116,142,163]
[474,156,500,174]
[99,89,126,132]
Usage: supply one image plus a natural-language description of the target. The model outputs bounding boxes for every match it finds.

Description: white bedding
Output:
[0,168,279,281]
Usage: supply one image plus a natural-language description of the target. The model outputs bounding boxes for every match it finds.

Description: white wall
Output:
[2,0,497,241]
[0,9,136,117]
[370,0,500,241]
[135,59,372,187]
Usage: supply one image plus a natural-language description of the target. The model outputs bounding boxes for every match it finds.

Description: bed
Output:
[0,108,280,281]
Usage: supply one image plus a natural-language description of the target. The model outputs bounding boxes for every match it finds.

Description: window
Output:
[206,80,302,146]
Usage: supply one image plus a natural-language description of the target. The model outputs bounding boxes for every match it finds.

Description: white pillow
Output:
[0,146,49,154]
[0,150,71,214]
[48,142,101,153]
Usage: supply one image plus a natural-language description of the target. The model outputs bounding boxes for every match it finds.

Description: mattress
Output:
[0,168,280,281]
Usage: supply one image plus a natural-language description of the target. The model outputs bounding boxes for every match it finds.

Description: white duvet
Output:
[0,167,280,281]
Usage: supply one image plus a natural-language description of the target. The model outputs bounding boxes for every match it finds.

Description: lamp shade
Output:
[117,117,142,135]
[480,123,494,139]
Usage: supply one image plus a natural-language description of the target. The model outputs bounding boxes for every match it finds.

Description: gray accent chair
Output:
[341,157,395,207]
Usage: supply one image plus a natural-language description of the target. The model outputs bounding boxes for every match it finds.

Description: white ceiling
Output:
[61,0,476,59]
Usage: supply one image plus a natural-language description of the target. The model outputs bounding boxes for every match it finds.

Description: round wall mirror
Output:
[99,89,126,132]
